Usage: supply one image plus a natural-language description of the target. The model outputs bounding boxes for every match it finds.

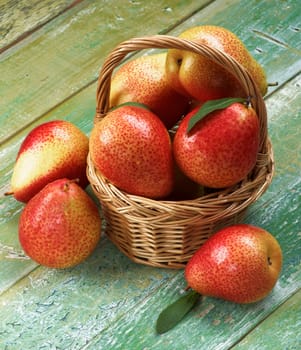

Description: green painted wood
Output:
[0,238,179,349]
[0,0,79,51]
[167,0,301,93]
[1,178,297,350]
[0,0,209,145]
[232,290,301,349]
[0,0,209,294]
[0,87,96,294]
[1,0,301,146]
[0,0,301,348]
[0,72,300,349]
[73,170,301,350]
[1,1,300,296]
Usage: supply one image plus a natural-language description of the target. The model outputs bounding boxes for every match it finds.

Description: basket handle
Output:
[95,35,267,151]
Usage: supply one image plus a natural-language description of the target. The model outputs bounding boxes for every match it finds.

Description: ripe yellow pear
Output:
[166,25,267,101]
[110,52,190,129]
[8,120,89,202]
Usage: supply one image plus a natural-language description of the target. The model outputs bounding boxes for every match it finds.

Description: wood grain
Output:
[1,0,301,145]
[232,290,301,349]
[0,0,300,348]
[0,0,81,51]
[0,72,300,349]
[0,0,207,145]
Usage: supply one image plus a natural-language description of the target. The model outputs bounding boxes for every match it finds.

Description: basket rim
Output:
[87,138,274,222]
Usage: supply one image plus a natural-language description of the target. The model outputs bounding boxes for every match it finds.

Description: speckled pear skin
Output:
[173,103,260,188]
[185,224,282,304]
[166,25,267,102]
[10,120,89,202]
[19,178,102,269]
[109,52,190,129]
[89,105,174,199]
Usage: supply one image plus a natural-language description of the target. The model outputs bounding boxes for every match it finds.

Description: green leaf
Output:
[109,101,151,112]
[156,289,200,334]
[187,97,246,133]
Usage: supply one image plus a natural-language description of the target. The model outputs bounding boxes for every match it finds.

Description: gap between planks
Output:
[228,287,301,349]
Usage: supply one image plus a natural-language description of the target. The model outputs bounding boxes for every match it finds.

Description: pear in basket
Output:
[166,25,267,102]
[173,100,260,188]
[110,52,190,129]
[89,104,174,199]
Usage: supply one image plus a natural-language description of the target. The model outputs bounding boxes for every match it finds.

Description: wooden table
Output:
[1,1,300,349]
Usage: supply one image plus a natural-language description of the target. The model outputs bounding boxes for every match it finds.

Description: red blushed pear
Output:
[109,52,190,130]
[89,104,174,199]
[173,101,260,189]
[166,25,267,102]
[8,120,89,203]
[19,178,102,269]
[156,224,282,334]
[185,224,283,304]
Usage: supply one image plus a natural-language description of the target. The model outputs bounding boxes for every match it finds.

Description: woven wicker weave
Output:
[87,35,274,269]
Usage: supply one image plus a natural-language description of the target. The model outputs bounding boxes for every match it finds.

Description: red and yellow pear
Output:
[110,52,190,129]
[173,101,260,188]
[166,25,267,101]
[9,120,89,202]
[185,224,282,303]
[89,104,174,199]
[19,178,102,268]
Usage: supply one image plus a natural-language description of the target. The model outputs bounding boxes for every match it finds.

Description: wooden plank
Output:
[0,0,210,293]
[0,1,300,348]
[232,290,301,349]
[0,86,96,294]
[0,72,300,349]
[167,0,301,92]
[73,179,301,350]
[0,0,209,145]
[1,16,301,295]
[1,0,301,145]
[0,238,179,349]
[0,0,80,51]
[1,179,297,350]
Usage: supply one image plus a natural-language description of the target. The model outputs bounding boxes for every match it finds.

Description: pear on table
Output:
[156,224,282,334]
[9,120,89,202]
[19,178,102,269]
[185,224,282,304]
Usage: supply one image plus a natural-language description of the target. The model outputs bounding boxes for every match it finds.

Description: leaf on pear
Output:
[187,97,246,133]
[156,289,200,334]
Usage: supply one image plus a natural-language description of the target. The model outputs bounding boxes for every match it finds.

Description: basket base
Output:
[104,209,247,269]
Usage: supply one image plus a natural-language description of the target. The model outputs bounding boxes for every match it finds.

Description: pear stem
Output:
[268,82,279,87]
[62,178,80,192]
[4,191,14,196]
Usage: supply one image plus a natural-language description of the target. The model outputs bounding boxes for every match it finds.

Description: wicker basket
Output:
[86,35,274,269]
